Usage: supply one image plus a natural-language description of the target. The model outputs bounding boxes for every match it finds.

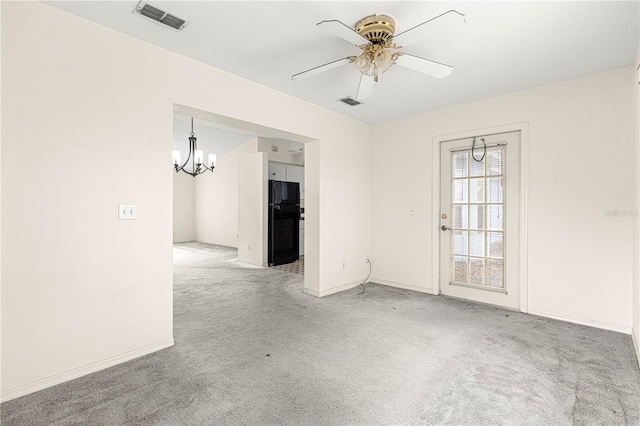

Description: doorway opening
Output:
[172,104,316,287]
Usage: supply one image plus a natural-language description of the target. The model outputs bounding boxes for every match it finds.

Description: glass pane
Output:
[487,149,503,176]
[470,205,485,230]
[470,155,485,177]
[470,258,485,284]
[454,179,468,203]
[453,231,468,255]
[470,231,485,257]
[470,178,485,203]
[487,205,503,231]
[486,259,504,288]
[487,232,503,259]
[450,146,506,290]
[454,256,469,282]
[453,152,468,178]
[454,205,468,229]
[487,177,503,203]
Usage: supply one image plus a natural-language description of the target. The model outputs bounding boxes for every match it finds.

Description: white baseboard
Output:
[303,280,365,298]
[633,330,640,368]
[528,308,631,335]
[370,278,435,295]
[1,338,175,403]
[304,278,434,298]
[302,287,320,297]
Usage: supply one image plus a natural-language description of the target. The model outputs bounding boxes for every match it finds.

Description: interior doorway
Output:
[171,104,316,285]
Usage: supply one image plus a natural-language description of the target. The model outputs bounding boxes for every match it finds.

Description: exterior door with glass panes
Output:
[439,131,520,310]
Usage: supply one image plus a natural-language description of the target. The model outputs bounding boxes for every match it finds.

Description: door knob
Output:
[441,225,451,231]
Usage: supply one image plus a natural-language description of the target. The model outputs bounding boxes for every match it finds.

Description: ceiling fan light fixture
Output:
[293,10,463,96]
[355,15,396,46]
[354,52,376,76]
[354,48,398,80]
[376,49,396,74]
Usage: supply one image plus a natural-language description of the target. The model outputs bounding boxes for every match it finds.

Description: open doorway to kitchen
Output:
[171,104,314,286]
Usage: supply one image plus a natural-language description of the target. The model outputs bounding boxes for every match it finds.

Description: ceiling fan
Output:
[292,10,465,101]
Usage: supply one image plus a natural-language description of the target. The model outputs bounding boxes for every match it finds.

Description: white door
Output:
[439,131,520,310]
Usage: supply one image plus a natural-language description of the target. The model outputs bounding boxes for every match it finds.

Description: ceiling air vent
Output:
[134,1,189,31]
[339,97,362,107]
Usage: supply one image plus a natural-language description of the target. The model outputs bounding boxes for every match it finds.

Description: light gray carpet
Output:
[2,242,640,425]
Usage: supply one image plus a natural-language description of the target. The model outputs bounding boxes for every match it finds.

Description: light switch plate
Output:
[119,204,137,220]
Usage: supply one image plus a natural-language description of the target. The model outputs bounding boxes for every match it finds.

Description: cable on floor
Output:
[357,258,372,295]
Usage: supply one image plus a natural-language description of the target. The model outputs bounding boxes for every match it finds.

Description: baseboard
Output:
[303,280,366,298]
[1,338,175,403]
[528,308,631,335]
[633,330,640,368]
[370,278,435,295]
[302,287,320,297]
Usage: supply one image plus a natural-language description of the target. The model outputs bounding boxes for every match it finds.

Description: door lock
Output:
[441,225,451,231]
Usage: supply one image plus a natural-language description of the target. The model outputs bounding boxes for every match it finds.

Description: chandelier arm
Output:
[199,164,214,173]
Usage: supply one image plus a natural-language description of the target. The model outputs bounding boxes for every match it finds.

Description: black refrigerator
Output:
[268,180,300,266]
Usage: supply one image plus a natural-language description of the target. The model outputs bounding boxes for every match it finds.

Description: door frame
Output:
[431,122,529,313]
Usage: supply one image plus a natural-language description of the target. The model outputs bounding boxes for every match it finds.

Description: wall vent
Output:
[339,97,362,106]
[134,1,189,31]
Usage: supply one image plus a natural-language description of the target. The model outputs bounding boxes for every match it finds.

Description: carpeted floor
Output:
[2,242,640,425]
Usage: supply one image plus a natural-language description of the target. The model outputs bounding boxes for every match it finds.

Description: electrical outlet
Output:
[248,244,252,251]
[341,261,346,270]
[118,204,136,220]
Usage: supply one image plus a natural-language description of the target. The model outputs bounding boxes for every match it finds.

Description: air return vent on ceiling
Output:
[339,97,362,107]
[134,1,189,31]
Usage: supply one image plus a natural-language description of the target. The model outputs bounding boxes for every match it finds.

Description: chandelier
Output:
[172,117,216,177]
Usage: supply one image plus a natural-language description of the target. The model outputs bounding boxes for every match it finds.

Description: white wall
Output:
[1,2,371,401]
[371,68,635,333]
[192,137,302,249]
[257,138,303,165]
[173,172,195,242]
[633,47,640,362]
[238,152,268,266]
[194,138,258,248]
[2,2,177,400]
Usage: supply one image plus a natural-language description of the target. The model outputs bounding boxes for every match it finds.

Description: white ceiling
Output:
[48,1,639,124]
[173,114,254,158]
[173,114,303,158]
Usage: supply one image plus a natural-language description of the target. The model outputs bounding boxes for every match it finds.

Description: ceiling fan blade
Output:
[395,53,453,79]
[356,74,375,100]
[292,57,353,80]
[317,20,368,46]
[392,10,465,47]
